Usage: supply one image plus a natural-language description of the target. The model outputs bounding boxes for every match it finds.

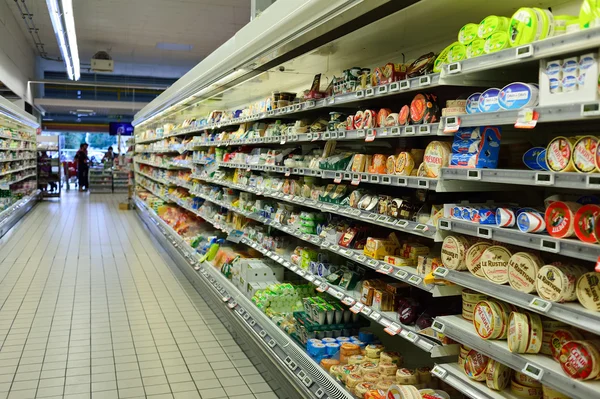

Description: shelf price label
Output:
[431,365,448,379]
[350,302,364,314]
[384,322,402,336]
[529,297,552,313]
[370,311,381,321]
[521,363,544,381]
[365,129,376,142]
[515,108,539,129]
[360,306,372,316]
[377,265,394,274]
[443,116,461,134]
[342,297,356,306]
[401,330,418,343]
[395,270,408,280]
[316,283,329,292]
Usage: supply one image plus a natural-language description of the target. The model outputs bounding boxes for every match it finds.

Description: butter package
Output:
[450,126,501,169]
[363,238,398,260]
[384,255,412,266]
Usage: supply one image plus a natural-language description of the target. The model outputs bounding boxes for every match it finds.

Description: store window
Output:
[60,132,120,164]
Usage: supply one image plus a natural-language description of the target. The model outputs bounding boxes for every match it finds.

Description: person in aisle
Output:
[102,146,116,164]
[74,143,89,192]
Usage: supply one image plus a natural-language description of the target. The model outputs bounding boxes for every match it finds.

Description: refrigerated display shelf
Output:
[0,165,36,177]
[137,181,170,202]
[134,170,174,187]
[191,173,437,239]
[168,194,458,358]
[437,218,600,263]
[440,26,600,77]
[184,187,459,297]
[0,147,36,152]
[441,167,600,190]
[134,158,189,170]
[431,363,521,399]
[217,162,512,193]
[432,315,600,399]
[0,134,36,143]
[433,267,600,336]
[134,197,353,399]
[0,191,39,239]
[0,156,35,163]
[0,173,36,189]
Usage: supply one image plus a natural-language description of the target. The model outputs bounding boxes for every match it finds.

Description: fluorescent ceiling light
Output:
[46,0,80,80]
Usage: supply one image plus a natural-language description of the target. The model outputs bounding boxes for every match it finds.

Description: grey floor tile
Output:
[197,387,226,399]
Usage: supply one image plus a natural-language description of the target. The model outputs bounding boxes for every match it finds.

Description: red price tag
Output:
[384,322,402,336]
[515,108,539,129]
[351,176,360,186]
[365,130,376,142]
[285,169,291,177]
[334,176,342,184]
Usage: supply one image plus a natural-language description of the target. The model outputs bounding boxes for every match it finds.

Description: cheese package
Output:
[395,152,415,176]
[465,242,490,278]
[498,82,539,110]
[473,300,505,339]
[395,368,418,385]
[508,311,530,353]
[507,252,543,294]
[352,154,367,172]
[354,111,365,129]
[542,386,570,399]
[514,371,542,388]
[363,234,400,260]
[369,154,387,174]
[478,88,501,113]
[423,141,451,177]
[386,155,396,175]
[536,264,586,302]
[364,110,377,128]
[355,382,376,397]
[480,245,512,284]
[576,272,600,311]
[559,340,600,380]
[574,204,600,242]
[551,329,584,361]
[449,126,502,169]
[485,359,512,390]
[377,109,391,127]
[545,201,581,238]
[526,313,543,354]
[464,350,490,381]
[546,136,576,172]
[511,379,543,398]
[441,235,470,270]
[573,135,599,172]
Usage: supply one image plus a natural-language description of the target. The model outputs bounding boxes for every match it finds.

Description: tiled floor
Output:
[0,192,279,399]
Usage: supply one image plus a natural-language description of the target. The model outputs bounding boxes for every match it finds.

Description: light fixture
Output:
[46,0,80,80]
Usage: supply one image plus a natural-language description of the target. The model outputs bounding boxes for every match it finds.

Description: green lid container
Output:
[478,15,509,38]
[458,23,479,44]
[466,39,486,59]
[484,31,510,54]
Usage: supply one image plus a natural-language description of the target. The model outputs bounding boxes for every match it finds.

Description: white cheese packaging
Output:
[498,82,539,110]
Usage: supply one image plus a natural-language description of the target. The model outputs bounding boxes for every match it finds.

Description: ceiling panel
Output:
[6,0,250,68]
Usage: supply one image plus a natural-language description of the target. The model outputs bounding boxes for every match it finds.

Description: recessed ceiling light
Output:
[156,42,193,51]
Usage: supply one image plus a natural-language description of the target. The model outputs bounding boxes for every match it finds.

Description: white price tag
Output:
[350,302,364,314]
[408,275,422,286]
[360,306,372,316]
[443,116,461,134]
[306,275,315,282]
[384,322,402,336]
[431,365,447,379]
[342,297,356,306]
[402,330,418,343]
[317,283,329,292]
[521,363,544,381]
[529,297,552,313]
[370,312,381,321]
[395,270,408,280]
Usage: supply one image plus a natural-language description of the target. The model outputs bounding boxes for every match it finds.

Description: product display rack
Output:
[89,167,113,193]
[36,136,61,198]
[112,170,130,193]
[0,95,39,226]
[131,2,600,399]
[134,198,353,399]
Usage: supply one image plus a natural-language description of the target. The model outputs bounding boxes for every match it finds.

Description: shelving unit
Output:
[130,1,600,398]
[36,136,61,198]
[89,167,113,193]
[0,95,40,233]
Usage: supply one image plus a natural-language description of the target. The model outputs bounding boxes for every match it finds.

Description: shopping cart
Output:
[62,161,78,190]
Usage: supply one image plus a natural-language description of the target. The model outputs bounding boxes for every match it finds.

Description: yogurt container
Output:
[478,15,509,38]
[466,39,486,59]
[458,23,479,44]
[484,31,510,54]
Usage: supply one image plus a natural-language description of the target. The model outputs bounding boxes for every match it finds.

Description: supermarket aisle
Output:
[0,193,277,399]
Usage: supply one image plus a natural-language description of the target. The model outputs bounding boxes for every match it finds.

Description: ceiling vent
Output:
[91,51,114,73]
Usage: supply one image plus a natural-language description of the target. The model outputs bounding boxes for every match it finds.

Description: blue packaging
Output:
[336,336,350,343]
[536,150,549,171]
[466,92,481,114]
[351,339,366,349]
[452,139,482,154]
[452,206,463,219]
[454,126,485,141]
[522,147,545,170]
[325,342,340,356]
[358,330,374,343]
[478,88,501,113]
[471,208,496,224]
[498,82,539,110]
[449,126,501,169]
[462,207,471,220]
[322,338,337,344]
